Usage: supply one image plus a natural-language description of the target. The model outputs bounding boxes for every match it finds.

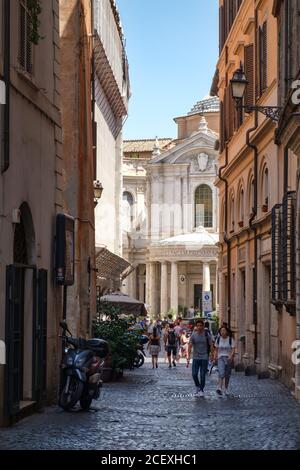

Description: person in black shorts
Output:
[164,323,178,368]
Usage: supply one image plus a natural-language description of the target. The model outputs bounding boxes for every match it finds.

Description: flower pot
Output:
[262,205,268,213]
[238,221,244,228]
[100,367,113,383]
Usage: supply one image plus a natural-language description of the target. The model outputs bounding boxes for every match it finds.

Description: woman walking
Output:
[214,326,235,396]
[147,326,161,369]
[179,330,189,366]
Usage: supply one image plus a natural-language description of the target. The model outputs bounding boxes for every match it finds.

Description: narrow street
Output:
[1,356,300,451]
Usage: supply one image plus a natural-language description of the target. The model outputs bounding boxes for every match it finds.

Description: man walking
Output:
[187,319,212,397]
[164,323,178,368]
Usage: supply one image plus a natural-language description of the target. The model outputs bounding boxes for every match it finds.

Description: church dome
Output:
[155,227,218,247]
[188,96,220,116]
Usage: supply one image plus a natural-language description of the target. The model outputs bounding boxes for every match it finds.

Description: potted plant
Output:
[93,304,140,381]
[262,204,268,212]
[238,220,244,228]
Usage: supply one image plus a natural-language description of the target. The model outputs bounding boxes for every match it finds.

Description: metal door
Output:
[5,265,24,415]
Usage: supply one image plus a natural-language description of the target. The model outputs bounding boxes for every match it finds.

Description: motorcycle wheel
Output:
[134,351,144,368]
[80,396,93,411]
[60,377,84,411]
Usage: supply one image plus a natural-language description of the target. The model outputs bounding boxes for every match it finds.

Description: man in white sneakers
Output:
[187,319,213,397]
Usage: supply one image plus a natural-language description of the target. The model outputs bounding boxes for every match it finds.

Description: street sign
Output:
[202,291,212,313]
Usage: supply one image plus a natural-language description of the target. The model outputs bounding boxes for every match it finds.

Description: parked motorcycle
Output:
[59,321,108,411]
[133,334,148,368]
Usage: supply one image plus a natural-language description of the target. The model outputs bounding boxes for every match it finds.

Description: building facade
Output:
[213,0,298,391]
[272,0,300,400]
[93,0,131,293]
[0,0,62,425]
[60,0,96,338]
[123,98,220,318]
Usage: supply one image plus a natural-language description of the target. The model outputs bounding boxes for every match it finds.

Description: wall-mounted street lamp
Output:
[94,180,103,207]
[230,67,282,122]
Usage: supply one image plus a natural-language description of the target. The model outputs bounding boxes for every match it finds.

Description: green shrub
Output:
[93,303,140,375]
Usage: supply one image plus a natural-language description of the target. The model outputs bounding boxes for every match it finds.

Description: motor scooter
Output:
[133,334,148,368]
[59,321,108,411]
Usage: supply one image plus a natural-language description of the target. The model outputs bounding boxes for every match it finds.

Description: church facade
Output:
[122,97,220,318]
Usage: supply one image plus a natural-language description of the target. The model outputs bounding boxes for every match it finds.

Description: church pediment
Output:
[149,130,217,166]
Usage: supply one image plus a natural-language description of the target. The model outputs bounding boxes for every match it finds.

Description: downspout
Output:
[247,113,259,362]
[219,144,231,326]
[248,8,259,361]
[91,0,96,181]
[2,0,10,173]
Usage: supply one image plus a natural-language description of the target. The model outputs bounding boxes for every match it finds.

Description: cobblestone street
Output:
[1,356,300,451]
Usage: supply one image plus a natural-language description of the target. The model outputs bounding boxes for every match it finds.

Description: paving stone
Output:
[0,357,300,450]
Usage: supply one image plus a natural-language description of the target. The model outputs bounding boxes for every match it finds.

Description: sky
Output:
[117,0,219,140]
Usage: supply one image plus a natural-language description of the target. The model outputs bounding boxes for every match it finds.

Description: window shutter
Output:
[219,6,225,54]
[220,101,225,152]
[245,44,254,107]
[256,27,261,98]
[19,0,33,74]
[229,90,234,138]
[262,21,268,92]
[224,0,228,43]
[229,0,234,30]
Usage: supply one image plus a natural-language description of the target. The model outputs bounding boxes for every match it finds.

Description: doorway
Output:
[5,203,48,417]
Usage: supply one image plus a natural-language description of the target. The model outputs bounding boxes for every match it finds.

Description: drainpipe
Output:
[247,8,259,362]
[247,113,259,361]
[2,0,10,173]
[219,144,231,326]
[91,0,96,180]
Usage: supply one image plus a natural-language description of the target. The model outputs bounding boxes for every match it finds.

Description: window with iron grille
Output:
[281,191,296,311]
[271,204,282,304]
[19,0,33,74]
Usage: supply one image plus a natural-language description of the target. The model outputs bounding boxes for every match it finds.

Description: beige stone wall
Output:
[216,0,296,387]
[0,0,62,425]
[176,112,219,140]
[60,0,96,337]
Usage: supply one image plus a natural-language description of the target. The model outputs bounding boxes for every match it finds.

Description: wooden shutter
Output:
[257,22,268,97]
[220,101,225,152]
[262,21,268,92]
[229,0,234,30]
[245,44,254,106]
[219,6,225,54]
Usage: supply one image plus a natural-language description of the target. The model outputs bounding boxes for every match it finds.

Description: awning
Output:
[100,291,147,317]
[93,33,128,119]
[96,247,134,283]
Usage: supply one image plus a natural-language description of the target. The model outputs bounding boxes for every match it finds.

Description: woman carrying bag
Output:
[147,326,161,369]
[214,326,235,396]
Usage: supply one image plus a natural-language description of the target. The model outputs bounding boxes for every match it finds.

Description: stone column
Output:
[160,262,168,315]
[131,266,137,299]
[203,262,211,292]
[150,262,157,318]
[138,273,145,302]
[146,262,150,307]
[170,261,178,314]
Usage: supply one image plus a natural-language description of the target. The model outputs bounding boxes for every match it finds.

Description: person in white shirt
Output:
[214,326,235,396]
[187,306,195,318]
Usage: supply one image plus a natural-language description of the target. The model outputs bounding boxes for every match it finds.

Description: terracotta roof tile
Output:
[123,138,173,153]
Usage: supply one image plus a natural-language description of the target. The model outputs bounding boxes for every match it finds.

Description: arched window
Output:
[249,178,255,215]
[122,191,134,232]
[195,184,213,228]
[230,196,235,232]
[239,188,244,224]
[263,168,269,209]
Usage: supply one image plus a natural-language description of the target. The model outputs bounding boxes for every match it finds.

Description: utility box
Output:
[55,214,75,286]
